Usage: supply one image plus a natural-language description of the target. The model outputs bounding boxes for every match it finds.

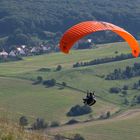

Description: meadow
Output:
[0,42,139,125]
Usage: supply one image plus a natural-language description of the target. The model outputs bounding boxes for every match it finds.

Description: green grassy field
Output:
[0,42,132,76]
[0,77,119,123]
[0,42,139,124]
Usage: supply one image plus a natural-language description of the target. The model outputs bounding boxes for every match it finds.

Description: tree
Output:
[109,87,121,94]
[137,97,140,103]
[67,105,92,116]
[50,79,56,86]
[131,96,137,106]
[133,83,139,90]
[19,116,28,128]
[131,95,140,105]
[7,33,30,45]
[123,85,128,90]
[37,76,43,83]
[66,119,79,125]
[32,118,48,130]
[62,82,67,87]
[106,111,111,119]
[56,65,62,71]
[73,62,80,68]
[122,90,127,96]
[54,134,65,140]
[73,134,85,140]
[115,51,118,54]
[33,76,43,85]
[43,79,56,87]
[138,80,140,86]
[50,121,60,127]
[125,66,133,78]
[123,98,129,105]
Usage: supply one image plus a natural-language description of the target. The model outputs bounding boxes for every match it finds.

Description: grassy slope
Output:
[0,77,118,123]
[0,118,49,140]
[0,42,139,123]
[0,42,131,76]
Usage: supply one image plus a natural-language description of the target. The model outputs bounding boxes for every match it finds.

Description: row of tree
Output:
[33,76,67,89]
[73,53,136,68]
[33,65,63,87]
[38,65,62,72]
[106,63,140,80]
[19,117,85,140]
[54,134,85,140]
[109,79,140,94]
[19,116,60,130]
[109,84,140,106]
[131,95,140,106]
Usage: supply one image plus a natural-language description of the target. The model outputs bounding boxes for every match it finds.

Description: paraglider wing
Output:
[59,21,140,57]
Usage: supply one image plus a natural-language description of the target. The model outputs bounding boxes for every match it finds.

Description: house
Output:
[42,45,51,52]
[31,47,38,53]
[21,45,26,49]
[9,50,16,57]
[0,50,8,58]
[17,47,26,55]
[42,46,48,51]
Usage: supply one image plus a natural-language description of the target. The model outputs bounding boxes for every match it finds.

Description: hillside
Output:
[0,0,140,47]
[0,42,139,123]
[0,42,140,139]
[0,118,49,140]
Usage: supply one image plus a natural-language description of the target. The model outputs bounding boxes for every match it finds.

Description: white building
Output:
[31,47,38,53]
[17,48,26,55]
[0,50,8,58]
[9,50,16,57]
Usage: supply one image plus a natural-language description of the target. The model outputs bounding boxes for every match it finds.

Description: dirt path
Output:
[47,108,140,133]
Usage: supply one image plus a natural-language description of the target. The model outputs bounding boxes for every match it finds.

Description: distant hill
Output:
[0,0,140,47]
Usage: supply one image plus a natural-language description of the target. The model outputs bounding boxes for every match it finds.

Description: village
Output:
[0,44,52,61]
[0,38,93,61]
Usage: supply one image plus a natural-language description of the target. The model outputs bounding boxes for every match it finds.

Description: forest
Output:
[0,0,140,48]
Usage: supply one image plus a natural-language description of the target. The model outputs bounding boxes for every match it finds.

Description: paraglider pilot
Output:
[83,91,96,106]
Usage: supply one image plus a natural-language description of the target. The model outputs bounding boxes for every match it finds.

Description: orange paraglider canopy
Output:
[59,21,140,57]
